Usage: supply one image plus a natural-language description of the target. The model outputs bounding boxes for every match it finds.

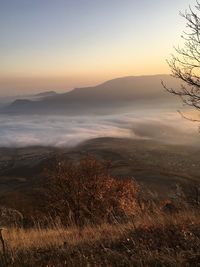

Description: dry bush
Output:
[44,156,138,226]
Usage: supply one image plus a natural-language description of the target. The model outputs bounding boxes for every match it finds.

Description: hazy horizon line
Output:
[0,73,171,97]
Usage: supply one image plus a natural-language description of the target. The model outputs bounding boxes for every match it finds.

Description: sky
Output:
[0,0,195,96]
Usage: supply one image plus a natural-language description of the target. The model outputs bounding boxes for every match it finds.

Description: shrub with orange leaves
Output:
[44,156,138,226]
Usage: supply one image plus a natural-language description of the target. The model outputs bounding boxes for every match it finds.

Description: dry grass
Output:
[4,223,131,251]
[0,209,199,267]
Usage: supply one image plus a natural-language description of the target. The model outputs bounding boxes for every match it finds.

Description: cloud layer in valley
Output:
[0,110,199,147]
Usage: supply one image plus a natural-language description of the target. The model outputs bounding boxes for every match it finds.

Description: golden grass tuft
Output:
[0,209,199,267]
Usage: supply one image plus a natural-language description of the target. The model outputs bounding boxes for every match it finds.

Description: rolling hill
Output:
[0,137,199,216]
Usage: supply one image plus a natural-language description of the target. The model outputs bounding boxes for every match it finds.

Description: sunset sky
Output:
[0,0,193,95]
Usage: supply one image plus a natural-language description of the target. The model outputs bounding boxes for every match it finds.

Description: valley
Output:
[0,137,199,217]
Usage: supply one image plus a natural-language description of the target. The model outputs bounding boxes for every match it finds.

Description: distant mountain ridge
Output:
[34,91,57,98]
[0,90,58,106]
[2,75,181,115]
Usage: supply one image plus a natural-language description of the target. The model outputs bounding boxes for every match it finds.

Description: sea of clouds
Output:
[0,109,199,147]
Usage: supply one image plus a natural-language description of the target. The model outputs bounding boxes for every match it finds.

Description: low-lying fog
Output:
[0,109,199,147]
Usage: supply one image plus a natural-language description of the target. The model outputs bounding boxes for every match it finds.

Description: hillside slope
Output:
[0,137,199,217]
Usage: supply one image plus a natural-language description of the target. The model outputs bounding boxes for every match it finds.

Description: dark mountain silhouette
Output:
[0,90,57,107]
[2,75,180,115]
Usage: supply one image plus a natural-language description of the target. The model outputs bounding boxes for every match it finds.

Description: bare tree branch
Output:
[165,1,200,118]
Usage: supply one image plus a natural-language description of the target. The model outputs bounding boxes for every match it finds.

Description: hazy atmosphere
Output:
[0,73,198,147]
[0,111,198,147]
[0,1,200,266]
[0,0,194,95]
[0,0,198,150]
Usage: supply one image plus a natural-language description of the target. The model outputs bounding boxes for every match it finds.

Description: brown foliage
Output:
[44,157,138,226]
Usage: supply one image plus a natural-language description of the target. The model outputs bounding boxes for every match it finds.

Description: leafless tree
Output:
[163,1,200,120]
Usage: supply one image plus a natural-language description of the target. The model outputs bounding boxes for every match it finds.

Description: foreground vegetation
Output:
[0,209,199,267]
[0,155,199,266]
[1,138,200,218]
